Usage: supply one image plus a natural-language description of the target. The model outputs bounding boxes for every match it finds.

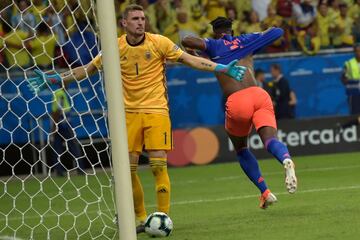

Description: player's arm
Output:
[181,36,245,76]
[177,51,217,71]
[181,36,206,52]
[60,62,98,84]
[28,62,98,93]
[177,52,246,81]
[161,34,245,80]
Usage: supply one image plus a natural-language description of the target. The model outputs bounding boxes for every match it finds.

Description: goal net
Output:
[0,0,120,239]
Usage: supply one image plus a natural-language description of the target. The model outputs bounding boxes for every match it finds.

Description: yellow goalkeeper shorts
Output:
[126,112,173,153]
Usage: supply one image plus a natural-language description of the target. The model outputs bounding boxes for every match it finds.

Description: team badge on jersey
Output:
[145,51,151,60]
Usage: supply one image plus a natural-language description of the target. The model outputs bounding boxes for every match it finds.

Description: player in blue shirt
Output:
[182,17,297,209]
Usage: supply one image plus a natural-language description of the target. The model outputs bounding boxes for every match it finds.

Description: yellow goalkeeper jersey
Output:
[92,32,183,115]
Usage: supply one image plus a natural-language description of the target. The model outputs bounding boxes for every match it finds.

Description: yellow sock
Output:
[150,158,170,214]
[130,163,147,222]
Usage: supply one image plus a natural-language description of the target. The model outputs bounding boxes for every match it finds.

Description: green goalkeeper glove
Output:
[28,69,62,94]
[214,60,247,81]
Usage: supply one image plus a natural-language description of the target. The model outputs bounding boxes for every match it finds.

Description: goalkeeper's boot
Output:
[136,220,146,234]
[283,159,297,194]
[259,189,277,209]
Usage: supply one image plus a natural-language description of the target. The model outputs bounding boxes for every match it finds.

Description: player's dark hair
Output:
[210,17,232,33]
[123,4,144,19]
[271,64,282,72]
[255,69,265,78]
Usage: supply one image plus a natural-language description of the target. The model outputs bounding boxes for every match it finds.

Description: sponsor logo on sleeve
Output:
[173,45,180,51]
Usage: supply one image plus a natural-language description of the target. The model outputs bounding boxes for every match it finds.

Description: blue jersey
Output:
[203,27,284,64]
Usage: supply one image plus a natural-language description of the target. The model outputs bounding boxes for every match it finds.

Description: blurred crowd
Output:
[0,0,98,70]
[0,0,359,70]
[122,0,360,55]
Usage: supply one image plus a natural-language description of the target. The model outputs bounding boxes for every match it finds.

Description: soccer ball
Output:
[144,212,173,237]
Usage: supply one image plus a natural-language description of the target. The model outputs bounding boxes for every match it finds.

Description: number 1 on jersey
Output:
[135,63,139,75]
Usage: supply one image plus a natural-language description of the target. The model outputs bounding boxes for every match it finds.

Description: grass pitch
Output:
[1,152,360,239]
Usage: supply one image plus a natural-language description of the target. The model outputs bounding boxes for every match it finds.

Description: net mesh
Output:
[0,1,118,239]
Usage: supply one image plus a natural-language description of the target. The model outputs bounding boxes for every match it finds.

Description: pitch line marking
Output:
[0,236,25,240]
[168,164,360,186]
[162,185,360,207]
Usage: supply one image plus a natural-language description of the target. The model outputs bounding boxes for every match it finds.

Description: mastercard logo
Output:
[168,127,220,166]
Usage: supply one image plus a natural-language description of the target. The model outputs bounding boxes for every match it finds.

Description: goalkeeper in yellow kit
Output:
[28,4,246,234]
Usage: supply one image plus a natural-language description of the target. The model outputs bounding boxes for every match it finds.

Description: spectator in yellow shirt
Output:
[229,0,252,23]
[190,4,212,38]
[11,0,36,35]
[297,22,321,55]
[56,0,91,36]
[136,0,160,34]
[29,22,57,69]
[262,5,283,29]
[242,10,262,33]
[262,5,288,52]
[62,6,76,35]
[0,20,31,68]
[30,0,47,24]
[348,0,360,20]
[182,0,203,12]
[333,3,354,47]
[328,0,342,44]
[316,1,332,48]
[43,7,66,45]
[203,0,228,21]
[225,6,240,36]
[153,0,174,34]
[164,8,199,46]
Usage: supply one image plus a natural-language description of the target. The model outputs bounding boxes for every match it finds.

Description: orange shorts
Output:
[225,86,277,137]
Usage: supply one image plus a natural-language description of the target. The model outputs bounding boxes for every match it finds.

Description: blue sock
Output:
[265,137,291,164]
[237,148,268,194]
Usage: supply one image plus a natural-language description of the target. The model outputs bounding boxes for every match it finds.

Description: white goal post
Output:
[96,0,136,239]
[0,0,136,239]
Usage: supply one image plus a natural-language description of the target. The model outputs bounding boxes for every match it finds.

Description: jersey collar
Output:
[222,34,233,41]
[126,34,146,47]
